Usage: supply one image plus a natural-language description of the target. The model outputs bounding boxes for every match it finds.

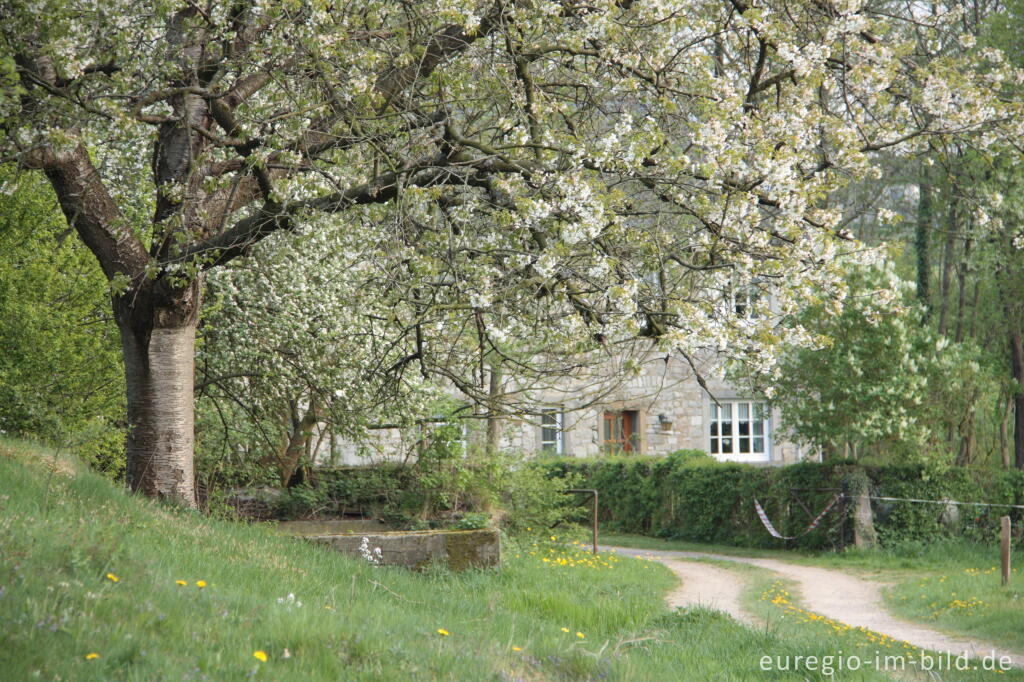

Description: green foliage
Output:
[397,423,475,521]
[499,460,583,535]
[0,169,124,477]
[318,463,414,517]
[863,465,1024,545]
[302,450,582,534]
[747,263,999,463]
[273,485,331,520]
[540,454,1024,550]
[70,417,127,481]
[449,512,491,530]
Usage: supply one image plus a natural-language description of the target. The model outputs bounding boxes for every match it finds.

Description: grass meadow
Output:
[1,438,1021,680]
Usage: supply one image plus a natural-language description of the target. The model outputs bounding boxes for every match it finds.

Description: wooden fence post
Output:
[1001,516,1012,586]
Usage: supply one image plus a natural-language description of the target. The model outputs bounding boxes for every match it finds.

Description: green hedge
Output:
[539,451,1024,550]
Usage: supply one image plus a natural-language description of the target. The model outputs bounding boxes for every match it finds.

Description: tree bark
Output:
[1010,329,1024,470]
[937,193,958,337]
[278,397,319,487]
[954,231,971,344]
[915,163,933,317]
[485,363,503,456]
[118,283,202,506]
[1000,396,1012,470]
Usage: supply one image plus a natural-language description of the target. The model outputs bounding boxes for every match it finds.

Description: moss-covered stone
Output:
[302,529,500,570]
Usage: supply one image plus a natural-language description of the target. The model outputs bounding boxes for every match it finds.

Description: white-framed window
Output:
[541,408,565,455]
[709,400,769,461]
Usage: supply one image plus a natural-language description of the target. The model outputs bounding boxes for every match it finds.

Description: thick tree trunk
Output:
[119,312,199,507]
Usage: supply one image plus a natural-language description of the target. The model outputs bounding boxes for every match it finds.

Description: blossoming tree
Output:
[2,0,1019,504]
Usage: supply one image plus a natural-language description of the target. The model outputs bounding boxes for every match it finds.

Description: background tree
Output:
[752,261,998,463]
[0,169,125,475]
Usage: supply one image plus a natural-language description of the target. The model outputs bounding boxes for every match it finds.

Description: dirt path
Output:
[658,558,755,625]
[606,546,1024,667]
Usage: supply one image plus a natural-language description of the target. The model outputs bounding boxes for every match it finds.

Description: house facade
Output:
[495,354,808,464]
[314,352,811,467]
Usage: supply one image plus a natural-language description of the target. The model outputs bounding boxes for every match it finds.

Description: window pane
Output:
[710,400,770,458]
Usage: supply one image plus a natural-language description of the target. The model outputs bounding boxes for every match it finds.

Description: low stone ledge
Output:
[306,528,500,570]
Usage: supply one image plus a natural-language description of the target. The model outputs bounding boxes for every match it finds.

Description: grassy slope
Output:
[604,532,1024,653]
[0,440,928,681]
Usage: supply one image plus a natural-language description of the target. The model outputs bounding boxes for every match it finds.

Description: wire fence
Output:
[866,495,1024,511]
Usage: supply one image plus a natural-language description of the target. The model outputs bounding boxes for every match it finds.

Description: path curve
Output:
[606,546,1024,667]
[659,558,755,624]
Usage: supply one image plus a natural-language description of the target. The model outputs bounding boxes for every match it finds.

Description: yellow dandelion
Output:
[512,646,522,652]
[196,580,207,588]
[105,573,119,583]
[175,580,187,586]
[253,650,268,662]
[576,632,585,639]
[437,628,450,636]
[560,627,570,633]
[85,653,100,660]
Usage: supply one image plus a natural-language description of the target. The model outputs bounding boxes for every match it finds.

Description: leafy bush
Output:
[498,460,583,535]
[69,417,126,481]
[272,484,330,520]
[449,512,491,530]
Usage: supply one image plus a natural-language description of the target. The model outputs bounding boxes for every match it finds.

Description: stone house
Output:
[498,354,808,464]
[315,351,812,467]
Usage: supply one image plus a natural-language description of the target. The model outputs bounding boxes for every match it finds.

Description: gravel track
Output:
[606,545,1024,667]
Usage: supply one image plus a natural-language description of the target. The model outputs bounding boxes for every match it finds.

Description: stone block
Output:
[307,529,500,570]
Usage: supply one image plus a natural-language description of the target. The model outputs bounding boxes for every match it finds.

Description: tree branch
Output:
[21,144,147,280]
